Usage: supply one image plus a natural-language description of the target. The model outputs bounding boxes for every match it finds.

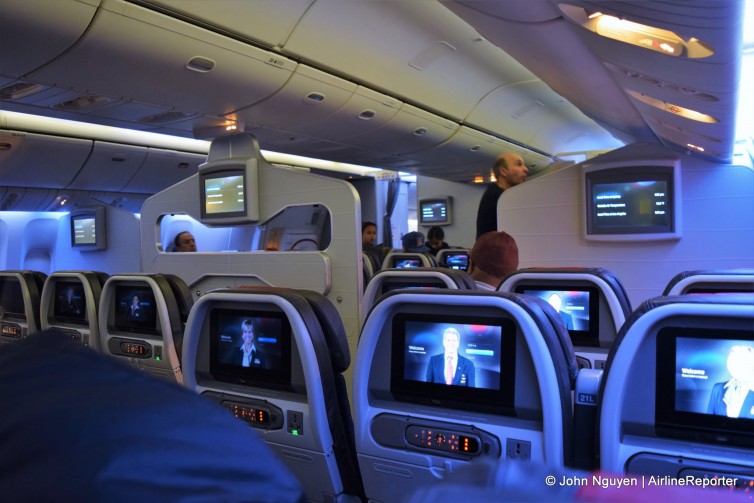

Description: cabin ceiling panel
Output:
[122,148,204,193]
[0,131,92,188]
[232,65,357,130]
[0,0,100,79]
[135,0,316,48]
[448,0,562,23]
[29,0,297,120]
[282,0,535,121]
[286,86,402,141]
[343,104,458,155]
[445,1,645,146]
[67,141,148,191]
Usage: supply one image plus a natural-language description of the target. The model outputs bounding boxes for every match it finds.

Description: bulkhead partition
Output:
[353,289,577,502]
[663,269,754,296]
[98,274,191,383]
[0,269,46,343]
[181,288,363,502]
[499,267,632,370]
[599,294,754,480]
[139,133,362,391]
[40,271,108,350]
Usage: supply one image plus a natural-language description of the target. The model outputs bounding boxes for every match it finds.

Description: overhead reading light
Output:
[559,4,714,59]
[489,170,497,183]
[413,128,428,136]
[626,90,719,123]
[473,175,485,184]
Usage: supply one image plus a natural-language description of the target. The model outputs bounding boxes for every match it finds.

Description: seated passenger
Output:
[468,231,519,290]
[401,231,429,253]
[173,231,197,252]
[0,330,303,502]
[707,344,754,418]
[426,226,451,256]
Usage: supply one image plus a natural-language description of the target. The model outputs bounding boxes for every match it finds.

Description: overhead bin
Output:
[293,86,401,141]
[0,188,60,212]
[67,141,147,192]
[122,148,205,194]
[0,131,92,188]
[413,126,554,174]
[282,0,521,121]
[234,65,357,130]
[29,0,296,118]
[344,104,458,155]
[0,0,100,79]
[139,0,315,49]
[465,80,619,155]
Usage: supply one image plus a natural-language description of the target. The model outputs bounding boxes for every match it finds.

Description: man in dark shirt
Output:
[475,152,529,238]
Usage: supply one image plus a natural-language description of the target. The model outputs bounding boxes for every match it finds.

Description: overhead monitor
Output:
[390,313,516,415]
[199,165,260,225]
[655,327,754,448]
[70,207,107,251]
[515,286,600,347]
[208,308,293,391]
[582,159,681,241]
[419,197,452,226]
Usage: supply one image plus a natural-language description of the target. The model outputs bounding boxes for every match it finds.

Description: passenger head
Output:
[132,295,139,306]
[726,345,754,384]
[493,152,528,190]
[401,231,428,253]
[362,221,377,247]
[427,226,445,250]
[173,231,196,252]
[241,319,255,346]
[442,327,461,354]
[469,231,519,288]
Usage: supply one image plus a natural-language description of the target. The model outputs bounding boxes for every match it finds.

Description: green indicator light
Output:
[155,356,161,361]
[292,430,299,435]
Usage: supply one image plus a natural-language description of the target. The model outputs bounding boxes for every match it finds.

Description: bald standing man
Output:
[475,152,529,239]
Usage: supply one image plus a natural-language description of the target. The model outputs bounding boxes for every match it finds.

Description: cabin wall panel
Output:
[53,208,141,275]
[0,212,64,272]
[498,143,754,308]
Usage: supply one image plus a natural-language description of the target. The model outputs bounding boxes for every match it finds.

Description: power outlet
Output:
[287,410,304,435]
[506,438,531,461]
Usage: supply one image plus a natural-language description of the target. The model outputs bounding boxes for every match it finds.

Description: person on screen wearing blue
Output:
[475,152,528,239]
[546,293,574,330]
[232,319,265,368]
[426,327,475,387]
[426,226,451,256]
[707,345,754,418]
[468,231,519,290]
[173,231,197,252]
[129,295,141,320]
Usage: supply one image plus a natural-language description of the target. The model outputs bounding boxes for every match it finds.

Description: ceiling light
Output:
[626,90,719,123]
[559,4,714,59]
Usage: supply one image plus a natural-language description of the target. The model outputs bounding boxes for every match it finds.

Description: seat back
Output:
[40,271,109,350]
[360,267,476,324]
[499,267,632,369]
[382,251,436,270]
[663,269,754,296]
[353,289,578,502]
[0,270,46,343]
[99,274,192,383]
[181,287,364,502]
[436,248,470,272]
[599,293,754,480]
